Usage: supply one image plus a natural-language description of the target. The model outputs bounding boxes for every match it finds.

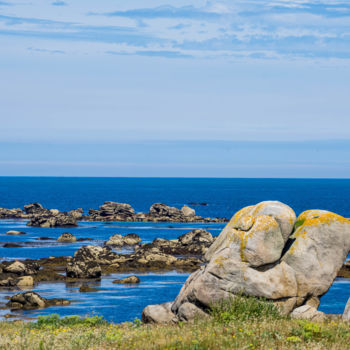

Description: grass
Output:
[1,296,350,349]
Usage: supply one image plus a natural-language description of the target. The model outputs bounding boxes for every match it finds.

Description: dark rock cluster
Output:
[6,292,70,310]
[85,202,227,223]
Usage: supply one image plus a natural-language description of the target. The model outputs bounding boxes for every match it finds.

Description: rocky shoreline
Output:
[0,201,228,226]
[0,229,214,310]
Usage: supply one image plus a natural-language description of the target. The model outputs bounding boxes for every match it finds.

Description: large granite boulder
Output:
[142,201,350,323]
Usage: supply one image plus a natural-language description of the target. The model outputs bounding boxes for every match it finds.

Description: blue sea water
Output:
[0,177,349,322]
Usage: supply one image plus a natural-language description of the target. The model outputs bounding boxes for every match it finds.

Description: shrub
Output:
[30,314,106,329]
[210,294,283,323]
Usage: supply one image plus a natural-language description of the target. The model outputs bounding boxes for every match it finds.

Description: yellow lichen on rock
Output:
[297,210,350,227]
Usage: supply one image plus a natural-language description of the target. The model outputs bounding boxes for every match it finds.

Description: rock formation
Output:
[6,292,70,310]
[86,202,226,223]
[57,232,77,243]
[142,201,350,323]
[105,233,141,247]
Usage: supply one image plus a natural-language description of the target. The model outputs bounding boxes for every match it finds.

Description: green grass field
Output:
[1,296,349,350]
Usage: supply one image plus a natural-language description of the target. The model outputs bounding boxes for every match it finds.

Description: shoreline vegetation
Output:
[1,296,350,350]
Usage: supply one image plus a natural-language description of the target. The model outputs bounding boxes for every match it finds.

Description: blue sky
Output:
[0,0,349,177]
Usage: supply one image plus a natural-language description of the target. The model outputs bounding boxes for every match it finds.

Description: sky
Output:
[0,0,349,177]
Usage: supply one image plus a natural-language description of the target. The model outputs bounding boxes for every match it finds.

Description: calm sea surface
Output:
[0,177,349,322]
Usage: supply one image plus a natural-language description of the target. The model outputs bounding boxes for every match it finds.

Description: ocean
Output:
[0,177,349,322]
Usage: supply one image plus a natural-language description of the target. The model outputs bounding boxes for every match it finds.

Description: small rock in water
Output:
[6,230,26,235]
[3,243,22,248]
[57,232,77,243]
[35,237,52,241]
[79,285,102,293]
[113,275,140,284]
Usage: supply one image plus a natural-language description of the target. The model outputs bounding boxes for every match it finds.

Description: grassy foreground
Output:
[1,296,350,350]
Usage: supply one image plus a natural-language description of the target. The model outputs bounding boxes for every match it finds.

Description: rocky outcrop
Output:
[142,201,350,323]
[85,202,226,223]
[0,208,24,219]
[0,260,40,287]
[136,229,214,257]
[88,202,135,221]
[68,208,83,220]
[57,232,77,243]
[0,201,226,223]
[24,203,45,214]
[66,259,101,279]
[2,260,40,276]
[113,275,140,284]
[105,233,141,247]
[6,292,70,310]
[27,213,77,227]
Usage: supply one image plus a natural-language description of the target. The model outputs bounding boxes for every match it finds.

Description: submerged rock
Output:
[6,230,26,235]
[112,275,140,284]
[3,243,22,248]
[142,201,350,322]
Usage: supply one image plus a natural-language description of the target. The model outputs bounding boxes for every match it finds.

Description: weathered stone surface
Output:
[57,232,77,243]
[68,208,83,220]
[6,292,70,310]
[66,259,101,279]
[27,214,77,227]
[177,302,209,321]
[74,245,120,265]
[137,229,214,257]
[2,260,40,276]
[16,276,34,287]
[112,275,140,284]
[343,297,350,320]
[181,205,195,217]
[143,202,350,323]
[205,201,296,262]
[0,208,24,219]
[24,203,44,214]
[106,233,141,247]
[291,305,325,321]
[142,302,178,324]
